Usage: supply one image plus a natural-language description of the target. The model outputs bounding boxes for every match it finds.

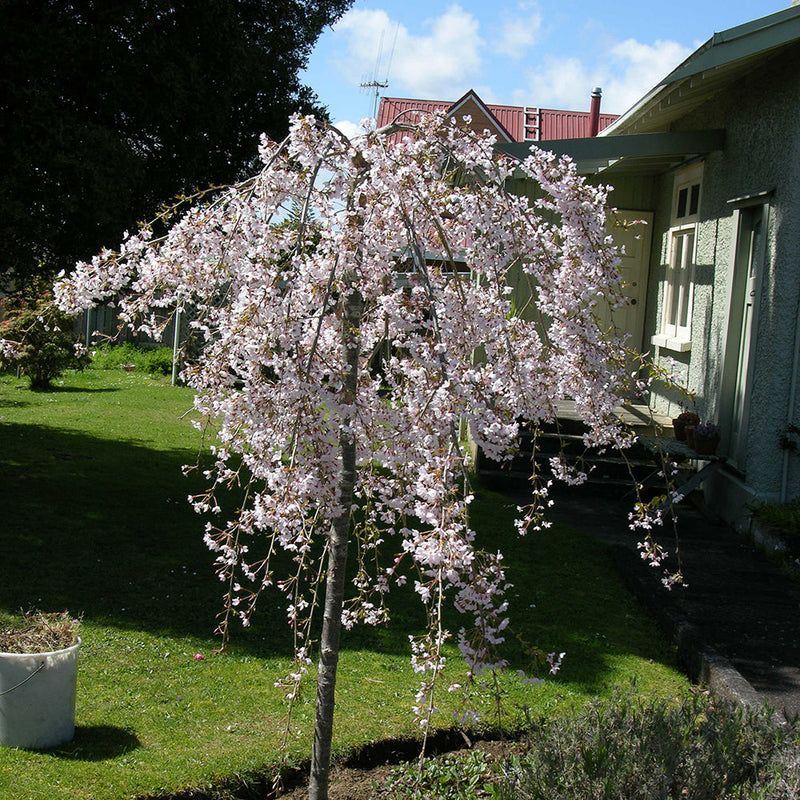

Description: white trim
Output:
[651,333,692,352]
[671,163,703,225]
[661,224,696,341]
[654,163,703,349]
[447,90,514,143]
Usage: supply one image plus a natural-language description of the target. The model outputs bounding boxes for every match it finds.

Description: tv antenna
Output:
[360,24,398,119]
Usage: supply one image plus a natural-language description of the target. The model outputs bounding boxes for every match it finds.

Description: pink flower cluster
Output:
[55,112,629,723]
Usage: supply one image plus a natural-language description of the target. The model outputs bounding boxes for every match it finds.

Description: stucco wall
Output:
[646,43,800,513]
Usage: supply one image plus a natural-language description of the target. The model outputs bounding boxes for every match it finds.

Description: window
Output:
[651,163,702,352]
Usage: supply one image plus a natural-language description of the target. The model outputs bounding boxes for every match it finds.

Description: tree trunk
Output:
[308,286,363,800]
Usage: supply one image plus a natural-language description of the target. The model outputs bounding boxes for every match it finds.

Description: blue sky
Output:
[302,1,789,138]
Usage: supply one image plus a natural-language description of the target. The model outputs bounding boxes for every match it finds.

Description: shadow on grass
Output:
[47,726,141,761]
[0,422,271,648]
[0,420,679,686]
[0,398,32,409]
[30,385,122,395]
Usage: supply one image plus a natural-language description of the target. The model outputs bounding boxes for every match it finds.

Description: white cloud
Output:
[605,39,692,112]
[515,37,692,115]
[492,11,542,60]
[322,6,694,122]
[332,5,483,100]
[331,119,368,142]
[518,56,593,110]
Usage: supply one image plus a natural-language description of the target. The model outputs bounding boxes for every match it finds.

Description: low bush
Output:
[143,345,174,375]
[368,689,800,800]
[377,750,502,799]
[89,342,174,375]
[497,690,798,800]
[0,286,88,389]
[750,498,800,539]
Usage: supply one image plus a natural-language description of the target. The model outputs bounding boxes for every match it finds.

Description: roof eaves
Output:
[665,5,800,83]
[495,130,725,175]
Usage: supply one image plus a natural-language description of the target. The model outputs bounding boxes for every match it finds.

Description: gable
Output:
[447,91,515,143]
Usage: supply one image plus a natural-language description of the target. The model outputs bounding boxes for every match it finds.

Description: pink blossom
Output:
[54,112,633,732]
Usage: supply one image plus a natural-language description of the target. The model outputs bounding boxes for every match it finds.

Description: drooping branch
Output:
[48,111,677,800]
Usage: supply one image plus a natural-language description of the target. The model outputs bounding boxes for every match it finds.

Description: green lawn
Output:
[0,369,688,799]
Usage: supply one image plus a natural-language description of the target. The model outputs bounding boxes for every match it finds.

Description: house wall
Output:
[505,174,658,326]
[604,174,658,213]
[645,43,800,523]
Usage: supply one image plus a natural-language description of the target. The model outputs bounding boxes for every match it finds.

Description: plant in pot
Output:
[0,611,81,749]
[672,410,700,442]
[693,421,721,455]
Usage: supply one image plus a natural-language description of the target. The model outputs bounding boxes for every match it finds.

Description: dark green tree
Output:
[0,0,352,292]
[0,279,90,388]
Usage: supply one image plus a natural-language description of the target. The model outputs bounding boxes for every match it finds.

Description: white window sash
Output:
[653,225,695,351]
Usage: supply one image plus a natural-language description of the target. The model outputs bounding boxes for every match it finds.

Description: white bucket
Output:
[0,639,79,749]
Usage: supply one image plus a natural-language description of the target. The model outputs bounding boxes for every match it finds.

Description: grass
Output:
[0,368,689,799]
[749,498,800,539]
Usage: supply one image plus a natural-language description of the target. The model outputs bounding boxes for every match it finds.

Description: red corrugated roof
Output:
[376,98,452,128]
[376,92,618,143]
[539,109,619,140]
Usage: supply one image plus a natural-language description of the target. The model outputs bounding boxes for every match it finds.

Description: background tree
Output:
[0,279,89,388]
[54,115,634,800]
[0,0,352,293]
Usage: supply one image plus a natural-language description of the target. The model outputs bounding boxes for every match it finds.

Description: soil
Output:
[276,738,518,800]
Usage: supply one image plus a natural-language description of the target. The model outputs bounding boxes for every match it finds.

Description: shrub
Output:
[89,342,174,376]
[749,499,800,538]
[742,746,800,800]
[376,750,502,799]
[144,346,174,376]
[497,690,798,800]
[0,285,88,389]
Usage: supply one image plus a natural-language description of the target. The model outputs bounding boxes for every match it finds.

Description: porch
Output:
[477,400,675,494]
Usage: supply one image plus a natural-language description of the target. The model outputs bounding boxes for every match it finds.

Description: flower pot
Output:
[694,435,720,456]
[672,418,687,441]
[685,425,697,450]
[0,639,79,749]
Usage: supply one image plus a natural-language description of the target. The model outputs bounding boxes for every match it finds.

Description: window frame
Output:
[651,163,703,353]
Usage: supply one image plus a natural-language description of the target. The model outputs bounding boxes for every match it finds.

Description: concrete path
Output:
[536,491,800,719]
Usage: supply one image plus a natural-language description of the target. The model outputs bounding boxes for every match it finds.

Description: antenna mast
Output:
[359,25,397,120]
[360,78,389,119]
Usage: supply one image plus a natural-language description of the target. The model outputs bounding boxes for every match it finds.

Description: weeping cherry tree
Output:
[55,113,633,800]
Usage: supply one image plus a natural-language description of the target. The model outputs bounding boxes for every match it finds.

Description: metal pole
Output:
[171,306,182,386]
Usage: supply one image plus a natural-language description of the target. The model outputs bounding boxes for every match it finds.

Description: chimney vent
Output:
[589,88,602,137]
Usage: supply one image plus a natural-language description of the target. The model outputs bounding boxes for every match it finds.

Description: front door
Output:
[597,209,653,352]
[721,202,768,469]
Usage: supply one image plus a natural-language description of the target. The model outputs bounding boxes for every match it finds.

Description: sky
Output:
[302,0,790,139]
